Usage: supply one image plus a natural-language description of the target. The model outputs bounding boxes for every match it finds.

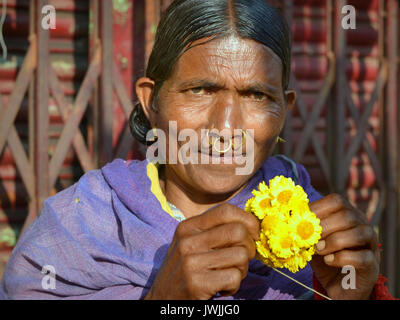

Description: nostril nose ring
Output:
[213,136,232,153]
[205,129,246,154]
[232,129,246,150]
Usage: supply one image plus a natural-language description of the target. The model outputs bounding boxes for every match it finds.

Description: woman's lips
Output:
[198,150,247,164]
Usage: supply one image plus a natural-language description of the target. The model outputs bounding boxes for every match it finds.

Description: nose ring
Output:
[213,137,233,153]
[232,130,246,150]
[205,129,246,154]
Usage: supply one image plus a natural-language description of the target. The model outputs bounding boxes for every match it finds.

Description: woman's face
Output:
[137,35,296,198]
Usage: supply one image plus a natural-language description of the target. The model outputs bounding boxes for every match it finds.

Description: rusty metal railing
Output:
[0,0,398,296]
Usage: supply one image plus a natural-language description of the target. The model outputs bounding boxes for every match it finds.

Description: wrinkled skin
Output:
[136,35,379,300]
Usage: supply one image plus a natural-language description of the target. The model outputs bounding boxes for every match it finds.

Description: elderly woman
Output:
[0,0,390,300]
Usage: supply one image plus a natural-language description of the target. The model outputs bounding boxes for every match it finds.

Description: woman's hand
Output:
[145,203,260,300]
[310,194,380,300]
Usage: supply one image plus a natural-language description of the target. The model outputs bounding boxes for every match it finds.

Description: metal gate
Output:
[0,0,398,296]
[279,0,399,295]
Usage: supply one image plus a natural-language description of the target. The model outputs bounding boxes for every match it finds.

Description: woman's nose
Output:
[209,93,243,133]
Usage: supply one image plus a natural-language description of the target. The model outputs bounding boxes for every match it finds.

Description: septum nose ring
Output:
[206,129,247,154]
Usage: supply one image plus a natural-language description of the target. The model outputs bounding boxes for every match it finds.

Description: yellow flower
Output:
[246,175,321,274]
[250,190,273,220]
[289,210,322,248]
[260,207,286,235]
[269,176,308,210]
[256,233,285,269]
[257,181,269,193]
[282,248,312,273]
[244,197,254,214]
[290,199,310,215]
[268,224,297,259]
[256,232,271,259]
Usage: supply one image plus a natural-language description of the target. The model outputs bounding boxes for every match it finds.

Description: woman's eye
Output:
[243,91,268,101]
[252,92,267,101]
[190,87,205,94]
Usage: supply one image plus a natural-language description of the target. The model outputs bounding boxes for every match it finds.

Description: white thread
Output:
[272,267,332,300]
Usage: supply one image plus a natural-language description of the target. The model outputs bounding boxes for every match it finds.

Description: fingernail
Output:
[324,254,334,263]
[316,240,325,251]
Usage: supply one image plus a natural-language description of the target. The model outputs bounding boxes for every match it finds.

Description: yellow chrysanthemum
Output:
[251,181,269,197]
[257,181,269,193]
[289,210,322,248]
[269,176,308,210]
[260,208,286,235]
[255,232,272,260]
[250,191,273,220]
[244,197,254,214]
[255,233,285,269]
[281,249,311,273]
[289,199,311,216]
[268,224,297,259]
[245,175,323,274]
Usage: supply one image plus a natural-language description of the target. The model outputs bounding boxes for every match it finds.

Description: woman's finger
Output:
[316,224,377,256]
[178,221,256,258]
[177,203,260,241]
[318,209,365,239]
[309,193,347,220]
[182,246,250,280]
[321,249,379,272]
[204,268,242,296]
[192,268,243,298]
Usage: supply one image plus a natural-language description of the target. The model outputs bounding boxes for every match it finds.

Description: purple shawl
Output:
[0,155,322,300]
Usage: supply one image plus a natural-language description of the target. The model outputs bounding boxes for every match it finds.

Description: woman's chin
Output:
[183,164,251,196]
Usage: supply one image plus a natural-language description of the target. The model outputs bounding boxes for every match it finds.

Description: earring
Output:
[148,126,158,142]
[276,136,286,144]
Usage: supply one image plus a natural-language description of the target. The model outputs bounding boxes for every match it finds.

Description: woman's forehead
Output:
[169,35,283,86]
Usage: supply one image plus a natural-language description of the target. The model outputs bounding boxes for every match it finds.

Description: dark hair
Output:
[130,0,292,144]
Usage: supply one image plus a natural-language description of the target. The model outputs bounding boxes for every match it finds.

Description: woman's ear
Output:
[136,77,157,126]
[284,89,296,112]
